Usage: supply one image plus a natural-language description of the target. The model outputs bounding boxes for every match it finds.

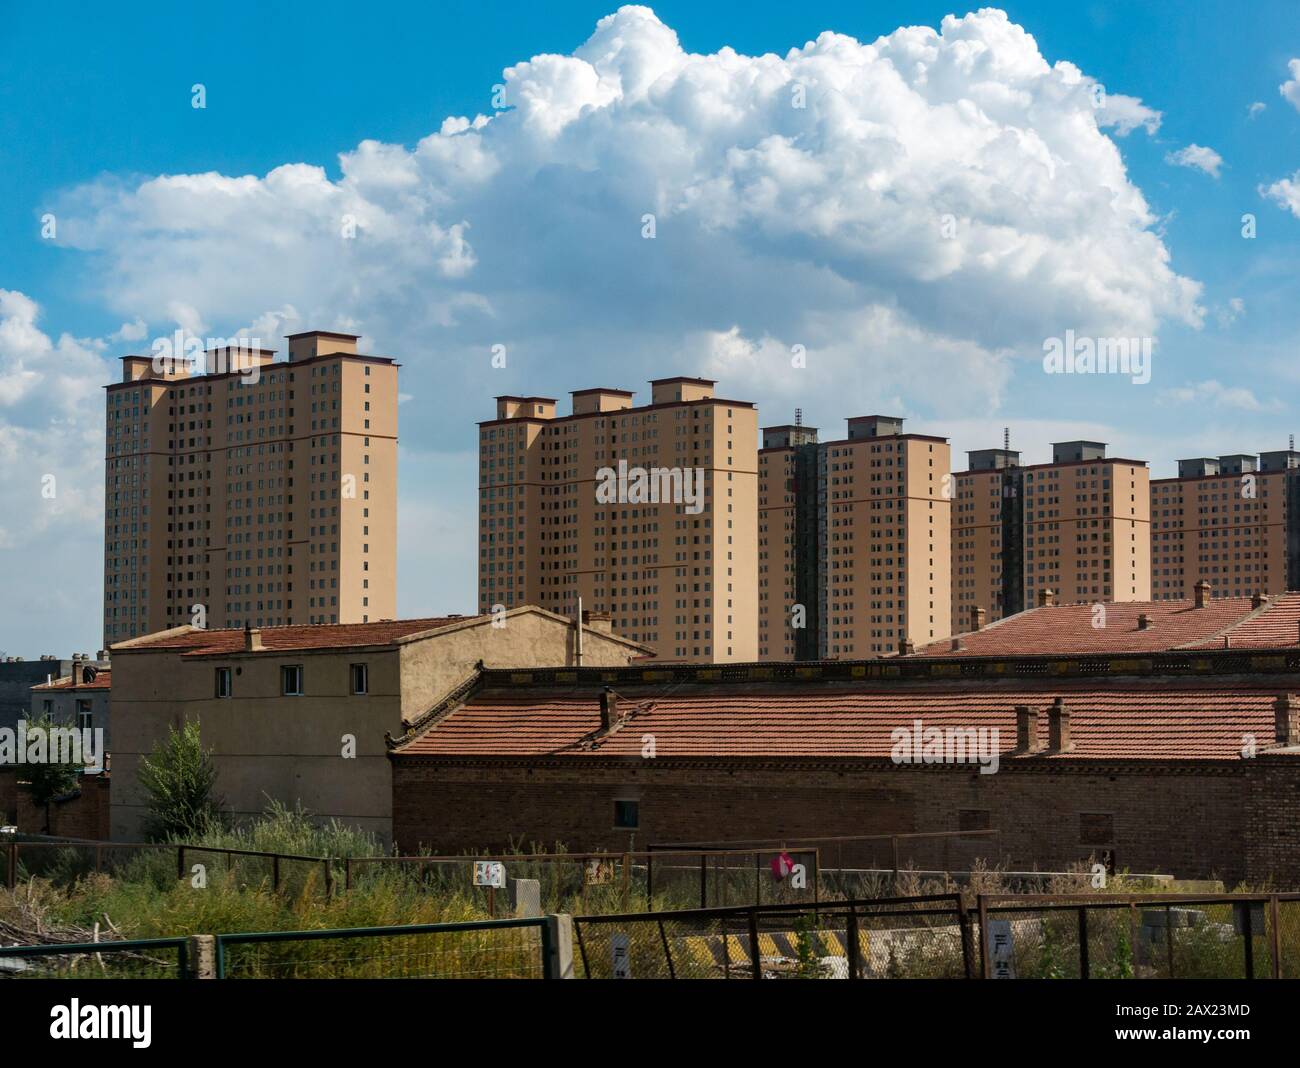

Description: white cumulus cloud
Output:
[1165,143,1223,178]
[1263,171,1300,218]
[1282,58,1300,112]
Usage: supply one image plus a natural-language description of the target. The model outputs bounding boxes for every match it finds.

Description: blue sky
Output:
[2,1,1299,654]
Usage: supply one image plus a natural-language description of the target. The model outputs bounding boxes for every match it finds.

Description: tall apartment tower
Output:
[757,416,951,660]
[477,377,758,662]
[1150,449,1300,600]
[102,331,399,645]
[951,440,1150,632]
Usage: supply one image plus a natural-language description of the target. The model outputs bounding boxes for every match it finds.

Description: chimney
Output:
[950,637,965,652]
[244,621,264,652]
[1194,580,1211,608]
[1049,697,1071,751]
[1275,694,1298,746]
[599,688,617,732]
[970,606,986,631]
[1037,588,1055,608]
[899,638,916,655]
[1252,592,1268,610]
[582,610,612,634]
[1015,705,1041,753]
[1137,613,1153,630]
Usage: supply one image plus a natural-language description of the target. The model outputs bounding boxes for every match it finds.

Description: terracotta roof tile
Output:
[396,681,1300,762]
[1187,592,1300,650]
[119,617,481,657]
[31,669,111,692]
[916,596,1294,657]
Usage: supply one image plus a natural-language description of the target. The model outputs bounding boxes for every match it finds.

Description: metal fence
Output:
[344,847,824,914]
[2,836,332,896]
[572,894,973,979]
[0,937,190,979]
[214,918,554,979]
[977,892,1300,979]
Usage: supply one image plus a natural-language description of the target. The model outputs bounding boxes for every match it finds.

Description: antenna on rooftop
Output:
[795,408,803,427]
[1291,434,1295,452]
[1003,426,1010,451]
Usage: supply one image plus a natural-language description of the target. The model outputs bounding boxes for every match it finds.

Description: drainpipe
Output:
[576,596,584,666]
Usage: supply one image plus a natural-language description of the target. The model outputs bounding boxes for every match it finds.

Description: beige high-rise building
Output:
[951,441,1150,632]
[477,377,758,662]
[1150,450,1300,600]
[757,416,951,660]
[103,331,398,645]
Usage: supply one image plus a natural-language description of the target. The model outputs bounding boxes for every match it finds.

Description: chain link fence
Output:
[215,918,552,979]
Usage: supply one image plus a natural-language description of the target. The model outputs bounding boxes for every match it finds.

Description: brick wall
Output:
[11,774,110,839]
[0,769,16,824]
[1244,756,1300,885]
[392,759,1265,884]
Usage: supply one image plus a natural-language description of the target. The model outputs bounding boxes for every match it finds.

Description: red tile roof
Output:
[916,595,1300,658]
[31,669,111,692]
[395,681,1299,762]
[1187,592,1300,650]
[117,617,481,657]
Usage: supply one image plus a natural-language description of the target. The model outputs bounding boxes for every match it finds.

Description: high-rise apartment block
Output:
[951,441,1150,631]
[103,331,398,645]
[757,416,951,659]
[477,378,758,662]
[1150,450,1300,600]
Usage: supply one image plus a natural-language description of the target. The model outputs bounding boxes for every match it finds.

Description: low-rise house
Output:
[0,652,110,735]
[109,607,651,841]
[30,664,111,768]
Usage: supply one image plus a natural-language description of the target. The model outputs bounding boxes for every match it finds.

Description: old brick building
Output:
[390,599,1300,885]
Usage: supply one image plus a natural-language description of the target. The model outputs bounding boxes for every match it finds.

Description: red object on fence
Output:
[770,851,795,881]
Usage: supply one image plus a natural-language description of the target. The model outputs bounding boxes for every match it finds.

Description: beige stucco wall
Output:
[109,610,647,844]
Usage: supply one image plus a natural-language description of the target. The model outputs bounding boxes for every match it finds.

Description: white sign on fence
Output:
[585,857,615,885]
[986,919,1016,979]
[611,933,631,979]
[473,861,506,888]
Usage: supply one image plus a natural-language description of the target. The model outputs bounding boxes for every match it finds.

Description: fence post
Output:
[7,838,16,890]
[976,894,990,979]
[1271,895,1282,979]
[747,908,761,980]
[956,894,975,979]
[543,914,574,979]
[846,907,861,980]
[187,934,217,979]
[699,854,707,909]
[622,852,630,911]
[1078,906,1090,979]
[345,856,353,891]
[323,859,333,899]
[273,854,280,892]
[1243,900,1255,980]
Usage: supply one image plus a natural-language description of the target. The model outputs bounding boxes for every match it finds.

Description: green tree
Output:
[16,715,84,834]
[137,721,223,841]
